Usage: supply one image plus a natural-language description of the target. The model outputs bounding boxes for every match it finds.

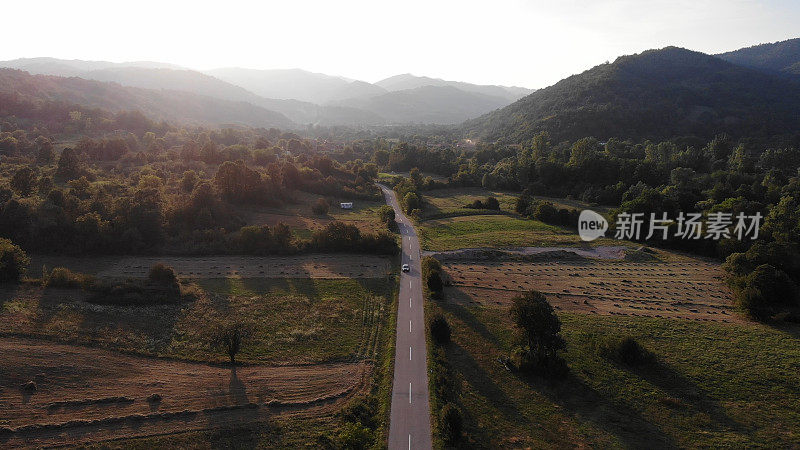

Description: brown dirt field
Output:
[441,258,743,324]
[0,336,369,448]
[28,254,392,279]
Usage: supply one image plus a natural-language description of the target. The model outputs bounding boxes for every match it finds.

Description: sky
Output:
[3,0,800,89]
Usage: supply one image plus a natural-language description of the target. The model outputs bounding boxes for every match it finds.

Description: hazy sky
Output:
[4,0,799,88]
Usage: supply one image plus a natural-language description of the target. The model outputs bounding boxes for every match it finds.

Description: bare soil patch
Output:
[0,336,369,447]
[441,256,742,323]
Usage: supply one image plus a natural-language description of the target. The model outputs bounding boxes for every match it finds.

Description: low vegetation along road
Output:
[381,185,433,450]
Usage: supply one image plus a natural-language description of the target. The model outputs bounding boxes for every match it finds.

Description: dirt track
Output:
[0,337,369,447]
[442,258,742,323]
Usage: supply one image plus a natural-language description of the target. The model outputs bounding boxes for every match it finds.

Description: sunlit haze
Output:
[4,0,800,88]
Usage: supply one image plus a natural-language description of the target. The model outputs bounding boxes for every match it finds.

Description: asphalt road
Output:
[381,185,433,450]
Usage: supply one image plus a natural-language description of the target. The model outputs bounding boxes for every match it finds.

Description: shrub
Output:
[311,198,330,215]
[735,264,798,319]
[148,263,178,286]
[336,422,374,449]
[465,196,499,210]
[438,403,463,445]
[591,334,652,366]
[484,196,500,210]
[0,238,29,282]
[429,314,451,345]
[340,397,378,430]
[43,267,95,289]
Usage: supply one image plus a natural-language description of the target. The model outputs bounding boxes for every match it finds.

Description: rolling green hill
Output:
[463,47,800,143]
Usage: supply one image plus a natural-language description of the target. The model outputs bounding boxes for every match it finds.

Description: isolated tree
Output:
[509,290,566,371]
[0,238,29,282]
[214,321,250,364]
[10,167,37,197]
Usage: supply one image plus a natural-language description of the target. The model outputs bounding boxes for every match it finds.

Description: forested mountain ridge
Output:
[0,57,183,76]
[716,38,800,75]
[0,68,294,128]
[463,46,800,143]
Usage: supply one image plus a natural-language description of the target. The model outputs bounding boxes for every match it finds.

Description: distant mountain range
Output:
[0,58,534,127]
[464,42,800,143]
[4,38,800,137]
[0,68,294,129]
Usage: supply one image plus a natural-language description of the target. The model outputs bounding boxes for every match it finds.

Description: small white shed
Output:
[340,202,353,209]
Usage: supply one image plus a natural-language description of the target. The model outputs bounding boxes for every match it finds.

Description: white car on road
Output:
[402,264,410,272]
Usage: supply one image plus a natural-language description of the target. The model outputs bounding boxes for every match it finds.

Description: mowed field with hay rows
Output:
[0,252,398,447]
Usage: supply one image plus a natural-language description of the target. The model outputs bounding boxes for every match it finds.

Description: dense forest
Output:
[0,100,400,259]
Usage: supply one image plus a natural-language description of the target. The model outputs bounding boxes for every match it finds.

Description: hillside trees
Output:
[10,167,37,196]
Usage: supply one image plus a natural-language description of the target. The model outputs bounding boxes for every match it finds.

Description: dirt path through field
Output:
[0,337,369,447]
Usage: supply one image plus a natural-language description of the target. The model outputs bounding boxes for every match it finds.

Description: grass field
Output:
[239,190,387,236]
[418,215,587,251]
[420,188,519,220]
[415,188,620,251]
[0,276,394,365]
[429,299,800,448]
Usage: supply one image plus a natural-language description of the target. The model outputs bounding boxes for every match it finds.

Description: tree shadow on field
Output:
[439,297,502,348]
[521,370,678,449]
[229,366,249,406]
[632,356,746,434]
[205,365,263,447]
[448,342,528,441]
